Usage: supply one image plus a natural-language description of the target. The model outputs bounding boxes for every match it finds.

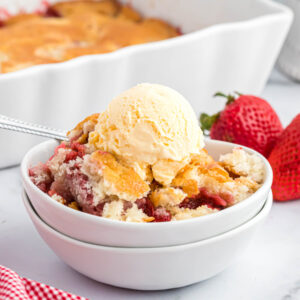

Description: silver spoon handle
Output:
[0,114,68,141]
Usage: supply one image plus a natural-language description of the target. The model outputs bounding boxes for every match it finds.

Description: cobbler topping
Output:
[89,150,150,201]
[150,187,186,207]
[124,203,152,223]
[29,114,265,222]
[220,147,265,183]
[0,0,180,74]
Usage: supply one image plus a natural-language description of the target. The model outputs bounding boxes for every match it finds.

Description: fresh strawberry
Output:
[200,92,283,157]
[268,114,300,201]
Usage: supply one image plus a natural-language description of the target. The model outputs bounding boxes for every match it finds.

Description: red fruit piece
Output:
[268,114,300,201]
[200,188,227,207]
[66,168,94,211]
[179,197,201,210]
[88,202,106,217]
[135,197,154,217]
[44,7,61,17]
[63,142,86,163]
[153,207,172,222]
[179,188,229,210]
[136,198,171,222]
[50,142,86,163]
[71,142,86,158]
[54,143,66,154]
[29,163,52,193]
[49,179,73,202]
[64,150,78,163]
[200,93,283,157]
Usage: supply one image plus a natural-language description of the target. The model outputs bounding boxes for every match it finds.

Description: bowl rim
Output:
[21,138,273,228]
[0,0,292,80]
[22,189,272,251]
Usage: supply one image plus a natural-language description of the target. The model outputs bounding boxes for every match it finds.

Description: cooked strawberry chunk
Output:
[64,150,78,163]
[136,197,171,222]
[65,168,94,211]
[70,142,85,158]
[44,7,61,17]
[136,197,154,217]
[180,187,230,210]
[153,207,171,222]
[84,202,106,216]
[49,180,73,202]
[200,188,227,207]
[29,163,52,193]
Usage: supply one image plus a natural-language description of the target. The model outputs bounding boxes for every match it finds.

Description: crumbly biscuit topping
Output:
[30,114,265,222]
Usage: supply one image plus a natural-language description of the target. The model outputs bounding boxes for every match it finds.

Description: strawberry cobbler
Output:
[29,84,265,222]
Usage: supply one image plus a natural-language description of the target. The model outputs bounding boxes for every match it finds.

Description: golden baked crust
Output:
[51,0,120,17]
[90,150,150,200]
[67,113,99,143]
[0,0,179,73]
[150,187,186,208]
[3,14,41,26]
[172,150,218,196]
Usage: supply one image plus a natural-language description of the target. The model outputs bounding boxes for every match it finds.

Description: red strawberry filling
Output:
[28,163,52,193]
[153,207,172,222]
[135,198,172,222]
[29,142,108,216]
[64,143,85,163]
[44,7,61,18]
[65,143,85,161]
[49,164,104,216]
[30,142,90,207]
[49,142,86,163]
[66,168,93,204]
[179,188,232,210]
[136,198,154,217]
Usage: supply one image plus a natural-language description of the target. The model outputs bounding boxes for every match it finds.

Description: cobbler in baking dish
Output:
[0,0,179,73]
[29,84,265,223]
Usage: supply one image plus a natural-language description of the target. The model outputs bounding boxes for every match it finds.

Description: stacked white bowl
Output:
[21,139,273,290]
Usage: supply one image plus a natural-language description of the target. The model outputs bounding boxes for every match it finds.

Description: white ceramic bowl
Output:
[21,139,273,247]
[22,189,272,290]
[0,0,292,168]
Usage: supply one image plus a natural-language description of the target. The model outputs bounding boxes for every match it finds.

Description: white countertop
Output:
[1,69,300,300]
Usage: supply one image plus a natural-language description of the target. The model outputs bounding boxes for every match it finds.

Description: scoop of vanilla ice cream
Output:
[90,83,204,184]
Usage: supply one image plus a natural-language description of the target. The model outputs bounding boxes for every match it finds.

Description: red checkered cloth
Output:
[0,265,88,300]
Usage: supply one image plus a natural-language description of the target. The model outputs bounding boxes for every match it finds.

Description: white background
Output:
[1,69,300,300]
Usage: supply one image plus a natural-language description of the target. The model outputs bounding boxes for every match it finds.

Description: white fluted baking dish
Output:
[0,0,293,168]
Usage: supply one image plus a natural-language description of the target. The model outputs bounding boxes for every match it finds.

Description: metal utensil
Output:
[0,114,68,141]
